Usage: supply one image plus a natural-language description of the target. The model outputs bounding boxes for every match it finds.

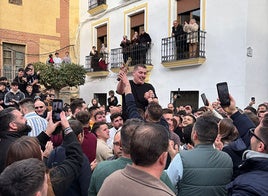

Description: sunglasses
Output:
[249,128,266,147]
[35,106,44,109]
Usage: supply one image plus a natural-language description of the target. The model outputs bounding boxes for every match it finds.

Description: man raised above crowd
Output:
[117,64,158,120]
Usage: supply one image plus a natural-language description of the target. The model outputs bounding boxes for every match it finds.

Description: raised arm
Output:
[49,112,83,195]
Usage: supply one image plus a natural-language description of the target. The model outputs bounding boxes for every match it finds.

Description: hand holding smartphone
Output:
[52,99,63,123]
[216,82,230,107]
[201,93,209,106]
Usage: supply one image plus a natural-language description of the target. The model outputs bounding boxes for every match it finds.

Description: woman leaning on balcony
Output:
[183,18,199,58]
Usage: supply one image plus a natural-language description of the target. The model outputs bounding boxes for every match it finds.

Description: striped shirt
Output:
[25,112,48,137]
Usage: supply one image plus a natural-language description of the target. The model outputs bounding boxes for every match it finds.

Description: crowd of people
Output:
[0,60,267,195]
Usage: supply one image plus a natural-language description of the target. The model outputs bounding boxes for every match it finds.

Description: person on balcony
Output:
[99,43,108,71]
[183,18,199,58]
[90,46,101,71]
[120,35,131,64]
[46,54,54,65]
[62,51,72,64]
[172,20,187,60]
[139,30,151,64]
[53,52,62,68]
[131,31,140,65]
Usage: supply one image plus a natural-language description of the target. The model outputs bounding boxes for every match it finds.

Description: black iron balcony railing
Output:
[88,0,106,10]
[161,30,206,62]
[110,44,152,68]
[85,53,109,72]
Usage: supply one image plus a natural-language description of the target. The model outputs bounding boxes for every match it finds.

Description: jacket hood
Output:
[242,150,268,160]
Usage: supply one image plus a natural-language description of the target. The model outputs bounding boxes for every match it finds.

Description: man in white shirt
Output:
[53,52,62,68]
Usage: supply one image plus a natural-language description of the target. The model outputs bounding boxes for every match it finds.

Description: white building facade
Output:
[79,0,268,110]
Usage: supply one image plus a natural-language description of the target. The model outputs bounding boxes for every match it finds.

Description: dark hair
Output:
[110,112,122,122]
[11,81,19,86]
[25,67,32,73]
[0,107,17,132]
[70,99,84,114]
[121,119,144,154]
[19,98,35,110]
[244,106,257,115]
[218,118,238,144]
[88,106,99,117]
[258,104,268,111]
[134,64,147,71]
[177,110,186,116]
[0,158,46,196]
[91,121,107,136]
[162,108,173,115]
[109,90,114,96]
[69,120,83,136]
[5,136,42,166]
[0,76,7,81]
[76,111,90,125]
[146,102,163,122]
[193,115,218,144]
[18,68,24,72]
[0,82,6,87]
[94,110,104,120]
[130,123,169,166]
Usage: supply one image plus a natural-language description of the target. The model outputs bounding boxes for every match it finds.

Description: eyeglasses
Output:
[35,106,44,109]
[249,128,266,147]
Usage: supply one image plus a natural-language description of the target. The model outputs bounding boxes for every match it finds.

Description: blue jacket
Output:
[227,150,268,195]
[223,111,255,178]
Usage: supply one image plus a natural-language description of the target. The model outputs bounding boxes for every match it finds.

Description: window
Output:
[130,12,144,38]
[94,93,107,107]
[170,90,199,110]
[97,24,107,51]
[2,43,25,81]
[177,0,200,24]
[9,0,22,5]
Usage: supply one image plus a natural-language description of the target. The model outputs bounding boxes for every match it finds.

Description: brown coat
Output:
[98,165,175,196]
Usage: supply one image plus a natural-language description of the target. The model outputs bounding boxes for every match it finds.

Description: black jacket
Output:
[0,130,30,173]
[227,150,268,195]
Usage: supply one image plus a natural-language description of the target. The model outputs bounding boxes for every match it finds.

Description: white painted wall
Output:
[79,0,268,110]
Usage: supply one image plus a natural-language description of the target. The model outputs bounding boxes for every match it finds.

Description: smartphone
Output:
[201,93,209,106]
[216,82,230,107]
[52,99,63,122]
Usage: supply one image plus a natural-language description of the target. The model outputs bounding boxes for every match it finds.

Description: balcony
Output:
[85,54,109,77]
[88,0,108,15]
[161,30,206,68]
[110,44,153,74]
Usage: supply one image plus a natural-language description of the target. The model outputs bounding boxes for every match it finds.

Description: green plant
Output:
[33,62,87,93]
